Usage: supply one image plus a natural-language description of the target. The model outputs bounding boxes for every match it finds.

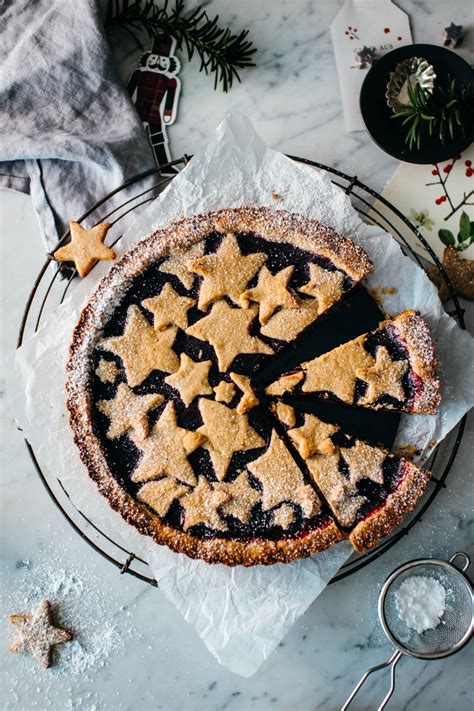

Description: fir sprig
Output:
[391,77,474,151]
[106,0,257,92]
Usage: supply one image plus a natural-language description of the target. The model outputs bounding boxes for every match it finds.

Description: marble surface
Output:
[1,1,473,709]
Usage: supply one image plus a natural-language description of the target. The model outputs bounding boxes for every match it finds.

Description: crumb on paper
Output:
[429,439,437,449]
[394,443,421,460]
[271,189,282,200]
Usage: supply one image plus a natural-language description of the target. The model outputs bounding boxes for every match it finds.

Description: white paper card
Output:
[12,114,474,678]
[370,145,474,264]
[331,0,413,131]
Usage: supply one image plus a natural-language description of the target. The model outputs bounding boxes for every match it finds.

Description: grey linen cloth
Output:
[0,0,156,251]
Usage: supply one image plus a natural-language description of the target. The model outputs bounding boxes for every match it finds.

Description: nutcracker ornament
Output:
[128,34,181,174]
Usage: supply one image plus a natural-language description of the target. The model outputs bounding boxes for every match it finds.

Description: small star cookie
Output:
[137,477,190,517]
[186,301,273,371]
[187,233,267,310]
[197,399,265,481]
[99,305,179,387]
[159,241,205,289]
[164,353,213,407]
[229,372,258,414]
[356,346,407,405]
[95,358,119,384]
[299,263,345,313]
[216,471,260,524]
[288,414,338,459]
[96,383,164,439]
[8,600,72,668]
[130,402,203,486]
[142,283,195,331]
[248,431,321,518]
[342,441,386,486]
[181,477,230,531]
[272,401,296,428]
[213,381,236,403]
[272,505,295,529]
[53,222,115,278]
[240,265,299,324]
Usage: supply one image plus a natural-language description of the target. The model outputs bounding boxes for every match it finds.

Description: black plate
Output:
[360,44,474,164]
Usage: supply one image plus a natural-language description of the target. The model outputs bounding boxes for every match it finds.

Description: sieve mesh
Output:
[381,562,472,657]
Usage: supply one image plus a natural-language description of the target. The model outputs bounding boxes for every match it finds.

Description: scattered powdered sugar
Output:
[395,575,446,634]
[4,551,136,708]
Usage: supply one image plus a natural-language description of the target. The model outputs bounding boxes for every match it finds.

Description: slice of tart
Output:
[266,310,440,414]
[275,407,431,552]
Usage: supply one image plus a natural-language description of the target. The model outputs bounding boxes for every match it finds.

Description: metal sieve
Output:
[342,552,473,710]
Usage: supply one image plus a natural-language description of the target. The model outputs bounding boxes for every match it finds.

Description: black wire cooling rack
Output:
[17,155,467,587]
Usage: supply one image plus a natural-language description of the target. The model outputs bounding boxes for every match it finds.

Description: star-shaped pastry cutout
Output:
[8,600,72,668]
[272,505,295,529]
[164,353,213,407]
[96,383,164,439]
[142,283,195,331]
[197,399,265,481]
[213,380,236,403]
[160,241,205,289]
[247,431,321,518]
[229,372,259,414]
[288,415,338,460]
[130,402,203,486]
[181,476,230,531]
[186,233,267,310]
[306,453,366,528]
[298,264,345,313]
[53,222,115,277]
[342,441,386,486]
[356,346,408,405]
[186,301,273,372]
[265,370,304,396]
[216,471,260,524]
[99,305,179,387]
[260,296,320,341]
[137,477,190,517]
[95,358,119,384]
[240,265,299,324]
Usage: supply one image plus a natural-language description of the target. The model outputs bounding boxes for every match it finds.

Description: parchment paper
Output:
[12,114,474,677]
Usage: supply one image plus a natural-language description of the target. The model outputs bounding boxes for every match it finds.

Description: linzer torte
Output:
[66,206,438,566]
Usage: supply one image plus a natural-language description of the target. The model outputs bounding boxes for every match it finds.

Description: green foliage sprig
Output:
[392,77,474,151]
[106,0,256,92]
[439,211,474,251]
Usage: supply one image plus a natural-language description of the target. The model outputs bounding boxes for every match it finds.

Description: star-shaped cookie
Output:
[213,380,236,403]
[247,431,320,518]
[260,296,320,341]
[53,222,115,277]
[229,372,258,414]
[95,358,119,384]
[299,263,345,313]
[272,505,295,529]
[96,383,164,439]
[181,476,230,532]
[288,415,338,459]
[8,600,72,668]
[130,402,203,486]
[142,283,195,331]
[164,353,213,407]
[197,399,265,481]
[159,241,205,289]
[186,233,267,310]
[99,305,179,387]
[306,453,366,529]
[342,441,386,486]
[216,471,261,524]
[356,346,407,405]
[240,265,299,324]
[137,477,190,517]
[186,301,273,371]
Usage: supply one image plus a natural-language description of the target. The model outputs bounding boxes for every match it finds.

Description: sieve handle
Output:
[449,551,471,572]
[341,650,402,711]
